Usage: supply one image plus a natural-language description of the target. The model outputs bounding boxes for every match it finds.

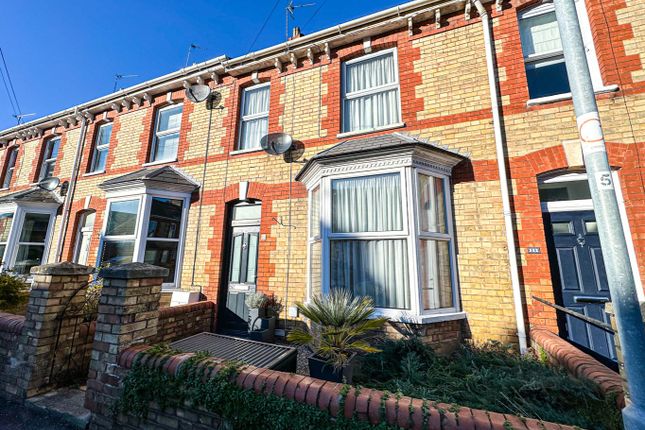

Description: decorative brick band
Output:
[0,312,25,335]
[530,327,625,407]
[118,347,579,430]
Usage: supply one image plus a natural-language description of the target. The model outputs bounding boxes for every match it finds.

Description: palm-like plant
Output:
[287,290,389,369]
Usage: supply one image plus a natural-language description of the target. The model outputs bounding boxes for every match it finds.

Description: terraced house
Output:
[0,0,643,365]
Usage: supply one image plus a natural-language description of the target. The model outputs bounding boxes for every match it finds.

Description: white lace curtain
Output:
[519,10,562,58]
[239,85,270,150]
[344,52,400,132]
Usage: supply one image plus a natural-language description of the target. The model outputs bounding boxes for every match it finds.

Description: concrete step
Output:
[26,387,90,429]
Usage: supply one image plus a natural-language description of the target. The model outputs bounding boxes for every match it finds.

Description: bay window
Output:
[150,104,183,163]
[342,49,401,134]
[99,192,189,288]
[237,83,270,151]
[0,213,13,265]
[299,134,466,322]
[519,0,602,100]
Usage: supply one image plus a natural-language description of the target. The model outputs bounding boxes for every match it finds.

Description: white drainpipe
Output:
[473,0,528,353]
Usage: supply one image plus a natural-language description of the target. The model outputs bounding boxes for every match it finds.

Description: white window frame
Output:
[39,137,60,181]
[237,82,271,152]
[90,123,112,173]
[310,162,462,322]
[98,188,190,289]
[149,104,183,164]
[341,48,403,135]
[519,0,603,101]
[2,146,18,189]
[72,210,96,265]
[0,203,57,275]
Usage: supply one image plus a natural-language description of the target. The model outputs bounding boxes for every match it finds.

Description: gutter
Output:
[472,0,528,353]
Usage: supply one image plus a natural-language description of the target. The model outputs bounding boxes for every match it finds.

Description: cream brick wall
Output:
[279,67,328,140]
[14,138,39,186]
[617,0,645,83]
[111,109,147,170]
[179,203,217,291]
[184,86,232,160]
[58,128,80,179]
[413,23,492,121]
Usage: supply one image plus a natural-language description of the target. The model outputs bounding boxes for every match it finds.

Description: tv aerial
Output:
[113,74,139,92]
[260,133,293,155]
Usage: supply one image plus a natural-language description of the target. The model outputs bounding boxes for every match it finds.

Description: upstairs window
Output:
[90,123,112,173]
[2,147,18,188]
[519,1,602,99]
[150,104,182,163]
[342,49,401,134]
[39,137,60,180]
[238,84,270,151]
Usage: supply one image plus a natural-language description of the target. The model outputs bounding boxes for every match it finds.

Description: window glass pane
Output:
[20,213,50,243]
[246,234,259,283]
[41,160,56,179]
[0,213,13,242]
[48,138,60,159]
[229,234,243,283]
[418,174,447,233]
[152,134,179,161]
[538,180,591,202]
[525,57,570,99]
[344,88,400,132]
[551,222,572,235]
[144,240,178,283]
[239,117,268,150]
[420,240,453,310]
[346,53,397,93]
[310,187,320,238]
[585,221,598,234]
[332,173,402,233]
[13,244,45,275]
[101,240,135,266]
[97,124,112,147]
[106,200,138,236]
[232,204,261,221]
[309,240,322,297]
[520,11,562,57]
[3,148,17,188]
[92,149,108,172]
[0,245,6,264]
[157,106,183,131]
[242,85,270,116]
[147,198,183,238]
[331,239,410,309]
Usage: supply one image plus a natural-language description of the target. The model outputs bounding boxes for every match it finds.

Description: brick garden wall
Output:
[0,312,25,398]
[153,301,216,344]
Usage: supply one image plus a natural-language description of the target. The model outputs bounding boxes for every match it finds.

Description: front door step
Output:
[26,387,91,429]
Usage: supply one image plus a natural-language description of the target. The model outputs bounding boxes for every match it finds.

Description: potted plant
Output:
[246,292,282,343]
[287,290,388,383]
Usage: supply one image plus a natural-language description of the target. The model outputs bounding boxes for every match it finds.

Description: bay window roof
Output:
[99,165,200,194]
[0,187,63,205]
[296,132,467,182]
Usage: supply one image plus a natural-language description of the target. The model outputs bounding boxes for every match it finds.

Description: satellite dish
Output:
[37,177,60,191]
[185,84,211,103]
[260,133,293,155]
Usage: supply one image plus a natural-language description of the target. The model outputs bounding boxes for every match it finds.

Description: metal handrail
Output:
[532,295,615,334]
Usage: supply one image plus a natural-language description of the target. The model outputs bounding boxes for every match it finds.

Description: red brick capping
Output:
[530,327,625,407]
[117,347,579,430]
[0,312,25,335]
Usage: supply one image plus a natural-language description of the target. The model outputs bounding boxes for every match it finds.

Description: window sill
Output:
[230,147,264,156]
[373,310,467,324]
[0,188,9,192]
[336,122,406,139]
[83,170,105,177]
[526,84,619,107]
[142,159,177,167]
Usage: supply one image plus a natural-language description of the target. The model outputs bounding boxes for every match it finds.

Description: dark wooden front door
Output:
[544,210,616,364]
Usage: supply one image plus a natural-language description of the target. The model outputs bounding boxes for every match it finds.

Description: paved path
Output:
[0,398,79,430]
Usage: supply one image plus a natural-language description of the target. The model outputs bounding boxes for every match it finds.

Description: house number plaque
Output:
[527,247,541,254]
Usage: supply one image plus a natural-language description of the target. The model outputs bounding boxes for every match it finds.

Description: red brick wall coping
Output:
[530,327,625,408]
[0,312,25,335]
[118,346,578,430]
[158,300,215,318]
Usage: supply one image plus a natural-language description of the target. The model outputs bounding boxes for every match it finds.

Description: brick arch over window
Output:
[508,141,643,331]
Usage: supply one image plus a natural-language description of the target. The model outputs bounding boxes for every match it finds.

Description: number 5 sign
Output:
[595,171,614,190]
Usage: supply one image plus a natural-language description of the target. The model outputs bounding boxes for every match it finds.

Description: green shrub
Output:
[355,338,621,430]
[0,273,29,314]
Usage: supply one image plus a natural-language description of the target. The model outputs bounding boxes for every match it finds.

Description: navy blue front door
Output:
[544,210,616,364]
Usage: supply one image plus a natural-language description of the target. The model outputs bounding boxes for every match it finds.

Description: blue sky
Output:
[0,0,404,131]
